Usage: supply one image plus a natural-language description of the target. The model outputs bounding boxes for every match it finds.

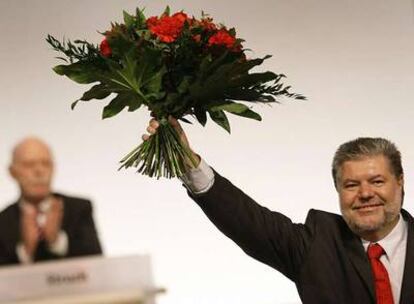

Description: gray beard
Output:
[343,209,396,238]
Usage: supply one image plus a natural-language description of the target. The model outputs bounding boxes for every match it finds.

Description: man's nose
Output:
[359,183,374,200]
[33,163,47,174]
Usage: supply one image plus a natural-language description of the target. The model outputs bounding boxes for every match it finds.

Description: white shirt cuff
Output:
[48,230,68,256]
[16,231,68,263]
[180,158,215,194]
[16,243,33,264]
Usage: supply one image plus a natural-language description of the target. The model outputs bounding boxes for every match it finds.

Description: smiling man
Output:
[144,118,414,304]
[334,149,404,243]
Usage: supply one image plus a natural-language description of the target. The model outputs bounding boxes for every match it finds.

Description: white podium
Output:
[0,255,164,304]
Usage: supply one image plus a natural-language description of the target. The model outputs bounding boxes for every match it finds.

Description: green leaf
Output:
[177,76,192,94]
[53,62,101,84]
[142,65,167,96]
[79,83,111,101]
[229,56,271,76]
[163,6,171,16]
[179,117,192,124]
[135,7,146,27]
[225,87,268,102]
[199,54,213,74]
[211,102,262,121]
[71,100,80,110]
[46,35,100,63]
[99,47,164,107]
[127,95,144,112]
[200,52,229,78]
[228,28,236,37]
[100,52,143,94]
[229,72,277,88]
[194,106,207,126]
[123,11,135,28]
[209,110,230,133]
[102,93,130,119]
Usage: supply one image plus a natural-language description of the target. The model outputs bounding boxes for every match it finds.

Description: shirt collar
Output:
[19,196,52,213]
[362,214,408,260]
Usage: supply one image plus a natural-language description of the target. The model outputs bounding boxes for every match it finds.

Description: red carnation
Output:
[146,16,158,28]
[208,29,236,49]
[200,18,217,32]
[99,38,112,57]
[146,12,189,43]
[172,12,188,23]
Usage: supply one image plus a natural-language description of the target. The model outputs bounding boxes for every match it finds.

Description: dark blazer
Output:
[190,172,414,304]
[0,193,102,265]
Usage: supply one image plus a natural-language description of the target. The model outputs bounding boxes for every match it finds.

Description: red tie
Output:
[367,243,394,304]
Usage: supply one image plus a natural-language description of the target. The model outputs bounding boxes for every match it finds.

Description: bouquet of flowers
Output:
[47,6,305,178]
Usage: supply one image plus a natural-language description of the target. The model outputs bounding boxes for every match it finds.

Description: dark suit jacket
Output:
[0,193,102,265]
[190,172,414,304]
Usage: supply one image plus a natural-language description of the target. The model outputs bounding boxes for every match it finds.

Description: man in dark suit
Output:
[0,137,102,265]
[144,117,414,304]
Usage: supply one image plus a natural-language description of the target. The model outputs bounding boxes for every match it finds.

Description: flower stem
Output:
[119,119,193,178]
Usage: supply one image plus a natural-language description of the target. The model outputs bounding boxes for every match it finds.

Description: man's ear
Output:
[398,174,404,187]
[9,164,16,179]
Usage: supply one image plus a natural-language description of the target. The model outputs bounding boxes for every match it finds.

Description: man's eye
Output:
[344,184,357,189]
[373,180,384,186]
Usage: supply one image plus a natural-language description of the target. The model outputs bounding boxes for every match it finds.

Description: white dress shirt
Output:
[362,216,408,304]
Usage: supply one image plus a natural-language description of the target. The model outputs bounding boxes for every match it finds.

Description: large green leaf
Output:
[98,50,156,102]
[102,47,164,104]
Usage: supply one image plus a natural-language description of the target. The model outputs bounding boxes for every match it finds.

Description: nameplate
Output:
[0,255,161,303]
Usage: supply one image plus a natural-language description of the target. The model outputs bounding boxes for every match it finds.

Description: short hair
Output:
[331,137,403,189]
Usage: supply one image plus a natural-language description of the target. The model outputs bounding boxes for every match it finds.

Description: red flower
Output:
[172,12,188,23]
[146,12,189,43]
[146,16,158,28]
[208,29,236,49]
[100,38,112,57]
[200,18,217,32]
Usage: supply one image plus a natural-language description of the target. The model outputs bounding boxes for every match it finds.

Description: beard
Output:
[342,205,400,240]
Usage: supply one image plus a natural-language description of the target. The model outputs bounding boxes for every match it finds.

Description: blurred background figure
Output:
[0,137,102,265]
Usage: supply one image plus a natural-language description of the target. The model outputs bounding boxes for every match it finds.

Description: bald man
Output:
[0,137,102,265]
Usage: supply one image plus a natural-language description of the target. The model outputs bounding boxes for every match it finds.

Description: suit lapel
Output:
[343,228,376,302]
[10,203,21,245]
[57,194,69,231]
[5,203,22,258]
[399,209,414,304]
